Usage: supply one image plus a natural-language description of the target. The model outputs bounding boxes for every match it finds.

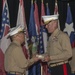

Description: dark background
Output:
[0,0,75,31]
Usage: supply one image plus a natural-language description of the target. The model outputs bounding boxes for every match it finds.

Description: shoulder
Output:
[58,31,70,41]
[59,31,69,38]
[8,42,21,51]
[10,42,22,55]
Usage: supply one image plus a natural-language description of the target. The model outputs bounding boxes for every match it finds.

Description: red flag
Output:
[40,0,45,25]
[34,0,40,34]
[54,2,58,15]
[0,49,4,75]
[54,2,60,29]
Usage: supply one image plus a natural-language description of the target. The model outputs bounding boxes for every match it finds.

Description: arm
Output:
[12,47,39,69]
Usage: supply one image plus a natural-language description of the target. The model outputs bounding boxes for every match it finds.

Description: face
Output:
[45,20,58,33]
[17,32,25,44]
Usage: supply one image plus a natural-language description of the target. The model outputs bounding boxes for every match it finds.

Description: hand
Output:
[32,54,37,58]
[33,56,40,62]
[44,55,50,62]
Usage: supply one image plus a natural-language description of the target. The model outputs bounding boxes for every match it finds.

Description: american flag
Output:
[0,1,10,39]
[40,1,49,75]
[0,0,10,75]
[39,26,46,54]
[39,25,50,75]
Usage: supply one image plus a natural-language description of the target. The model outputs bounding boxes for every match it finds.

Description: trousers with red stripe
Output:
[49,63,71,75]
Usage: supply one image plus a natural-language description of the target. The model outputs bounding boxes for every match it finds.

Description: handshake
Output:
[36,54,50,62]
[36,54,44,59]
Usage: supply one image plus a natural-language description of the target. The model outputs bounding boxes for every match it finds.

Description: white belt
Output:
[7,71,25,75]
[50,61,68,67]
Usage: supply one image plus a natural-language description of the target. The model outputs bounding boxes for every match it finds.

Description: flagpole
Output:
[41,1,43,75]
[41,64,43,75]
[41,0,44,75]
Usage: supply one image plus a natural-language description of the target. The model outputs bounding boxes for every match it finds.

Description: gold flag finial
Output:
[31,0,33,4]
[41,0,43,3]
[67,3,69,6]
[46,3,48,7]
